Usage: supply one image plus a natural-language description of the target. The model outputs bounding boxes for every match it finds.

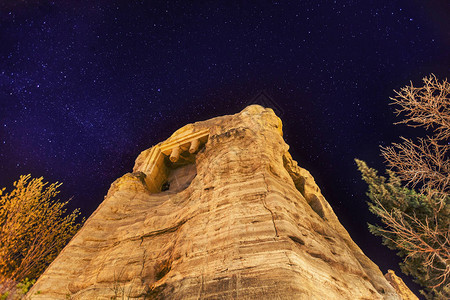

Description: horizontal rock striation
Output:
[28,105,411,299]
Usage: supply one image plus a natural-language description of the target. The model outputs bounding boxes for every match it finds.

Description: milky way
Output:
[0,1,448,294]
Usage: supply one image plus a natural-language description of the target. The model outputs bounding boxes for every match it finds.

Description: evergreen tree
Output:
[356,160,449,299]
[356,74,450,299]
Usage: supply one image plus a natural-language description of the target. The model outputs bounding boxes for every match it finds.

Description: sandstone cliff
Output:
[27,105,414,299]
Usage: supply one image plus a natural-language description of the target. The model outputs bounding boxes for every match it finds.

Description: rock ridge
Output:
[27,105,415,299]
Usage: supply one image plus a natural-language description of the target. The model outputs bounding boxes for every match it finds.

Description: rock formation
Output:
[27,105,415,299]
[385,270,419,300]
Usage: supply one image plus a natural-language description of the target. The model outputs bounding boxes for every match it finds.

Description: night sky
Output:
[1,0,449,295]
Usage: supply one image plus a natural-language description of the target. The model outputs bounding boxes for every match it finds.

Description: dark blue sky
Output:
[0,1,449,295]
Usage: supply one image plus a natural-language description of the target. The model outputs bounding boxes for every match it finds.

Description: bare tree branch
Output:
[373,74,450,295]
[389,74,450,141]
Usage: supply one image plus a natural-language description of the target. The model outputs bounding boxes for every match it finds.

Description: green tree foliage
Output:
[356,74,450,299]
[0,175,83,295]
[356,160,449,298]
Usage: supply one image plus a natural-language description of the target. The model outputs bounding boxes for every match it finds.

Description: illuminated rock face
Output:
[385,270,419,300]
[28,105,410,299]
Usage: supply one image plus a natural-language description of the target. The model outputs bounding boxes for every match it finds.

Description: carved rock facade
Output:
[28,105,413,299]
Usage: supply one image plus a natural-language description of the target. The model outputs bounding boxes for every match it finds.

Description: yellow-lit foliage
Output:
[0,175,83,293]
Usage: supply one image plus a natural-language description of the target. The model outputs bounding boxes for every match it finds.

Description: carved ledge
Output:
[137,128,209,193]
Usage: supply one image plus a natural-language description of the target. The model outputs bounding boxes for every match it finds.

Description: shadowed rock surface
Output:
[27,105,415,299]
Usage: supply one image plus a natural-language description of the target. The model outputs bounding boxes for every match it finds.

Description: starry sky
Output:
[1,0,449,295]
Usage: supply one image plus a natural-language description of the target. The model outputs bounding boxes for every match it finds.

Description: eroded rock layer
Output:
[28,105,408,299]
